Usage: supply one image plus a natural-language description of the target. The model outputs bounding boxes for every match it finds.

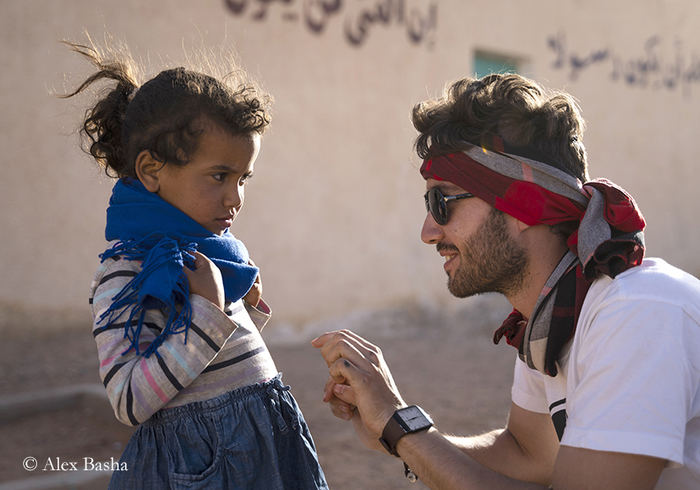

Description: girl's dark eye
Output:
[212,173,226,182]
[240,172,254,185]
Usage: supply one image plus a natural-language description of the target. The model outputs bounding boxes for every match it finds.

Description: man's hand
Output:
[184,251,225,311]
[312,330,407,452]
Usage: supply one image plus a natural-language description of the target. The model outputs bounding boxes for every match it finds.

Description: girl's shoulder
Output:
[90,246,143,297]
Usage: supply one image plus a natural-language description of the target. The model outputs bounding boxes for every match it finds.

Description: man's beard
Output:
[444,208,528,298]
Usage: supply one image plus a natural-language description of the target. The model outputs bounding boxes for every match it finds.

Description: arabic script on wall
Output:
[223,0,438,48]
[548,32,700,96]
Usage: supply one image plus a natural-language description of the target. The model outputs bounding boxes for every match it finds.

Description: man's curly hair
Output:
[412,73,588,181]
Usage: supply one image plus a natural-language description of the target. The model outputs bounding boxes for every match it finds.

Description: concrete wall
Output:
[1,0,699,335]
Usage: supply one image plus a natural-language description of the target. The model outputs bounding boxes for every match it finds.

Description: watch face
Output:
[400,406,431,431]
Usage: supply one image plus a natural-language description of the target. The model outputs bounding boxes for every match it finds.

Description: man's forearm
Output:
[445,429,553,485]
[395,428,549,489]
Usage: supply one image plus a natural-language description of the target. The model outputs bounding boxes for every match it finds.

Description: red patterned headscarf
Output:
[420,140,645,376]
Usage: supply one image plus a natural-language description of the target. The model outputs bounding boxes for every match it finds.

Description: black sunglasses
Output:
[424,187,474,225]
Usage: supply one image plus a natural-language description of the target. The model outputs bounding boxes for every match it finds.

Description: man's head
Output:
[421,176,530,299]
[412,73,589,182]
[415,74,590,301]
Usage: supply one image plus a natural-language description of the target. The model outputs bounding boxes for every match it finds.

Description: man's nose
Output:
[420,213,443,244]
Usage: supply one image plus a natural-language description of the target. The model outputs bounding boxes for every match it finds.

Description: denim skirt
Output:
[109,375,328,489]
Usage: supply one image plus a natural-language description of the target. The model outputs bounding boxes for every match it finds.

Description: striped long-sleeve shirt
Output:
[89,254,279,426]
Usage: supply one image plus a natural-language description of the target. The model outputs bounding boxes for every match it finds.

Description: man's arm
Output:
[447,406,666,489]
[312,330,666,489]
[446,403,559,484]
[390,426,548,489]
[312,330,552,488]
[552,446,665,490]
[393,426,665,490]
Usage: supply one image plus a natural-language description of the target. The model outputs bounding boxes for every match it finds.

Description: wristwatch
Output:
[379,405,434,456]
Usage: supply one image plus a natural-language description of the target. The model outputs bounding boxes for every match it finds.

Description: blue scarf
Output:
[98,178,258,358]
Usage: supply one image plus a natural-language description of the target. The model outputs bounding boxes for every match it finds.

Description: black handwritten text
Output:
[224,0,438,49]
[548,32,700,96]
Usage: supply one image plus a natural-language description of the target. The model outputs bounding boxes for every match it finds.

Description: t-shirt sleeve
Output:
[562,299,694,465]
[511,357,549,414]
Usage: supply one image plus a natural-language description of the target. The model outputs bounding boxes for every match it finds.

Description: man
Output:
[312,74,700,489]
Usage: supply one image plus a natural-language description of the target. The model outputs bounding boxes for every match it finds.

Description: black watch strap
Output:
[378,405,433,456]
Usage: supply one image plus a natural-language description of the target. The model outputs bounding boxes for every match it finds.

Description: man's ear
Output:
[134,150,164,193]
[516,218,531,233]
[505,212,531,234]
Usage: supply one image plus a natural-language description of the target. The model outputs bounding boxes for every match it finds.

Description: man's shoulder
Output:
[588,257,700,310]
[576,258,700,341]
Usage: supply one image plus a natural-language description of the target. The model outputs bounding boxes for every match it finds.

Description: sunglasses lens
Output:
[428,188,448,225]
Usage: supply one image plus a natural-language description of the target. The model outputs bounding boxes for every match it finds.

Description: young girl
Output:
[64,40,328,489]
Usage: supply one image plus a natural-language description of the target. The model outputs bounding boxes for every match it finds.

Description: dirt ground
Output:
[0,298,516,489]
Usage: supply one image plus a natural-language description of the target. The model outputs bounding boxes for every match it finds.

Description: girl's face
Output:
[154,125,261,235]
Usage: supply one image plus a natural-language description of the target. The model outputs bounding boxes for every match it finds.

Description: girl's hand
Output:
[184,251,225,311]
[243,259,262,307]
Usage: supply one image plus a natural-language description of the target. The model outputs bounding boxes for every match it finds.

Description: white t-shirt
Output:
[511,258,700,489]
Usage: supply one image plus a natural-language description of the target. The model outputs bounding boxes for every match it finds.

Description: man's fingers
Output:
[322,374,358,406]
[324,338,369,369]
[332,382,357,406]
[313,334,364,368]
[337,329,380,354]
[314,331,381,371]
[329,397,355,420]
[322,373,357,420]
[312,330,376,351]
[323,376,345,402]
[328,356,366,395]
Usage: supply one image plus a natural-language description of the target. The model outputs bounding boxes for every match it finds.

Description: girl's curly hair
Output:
[61,38,272,178]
